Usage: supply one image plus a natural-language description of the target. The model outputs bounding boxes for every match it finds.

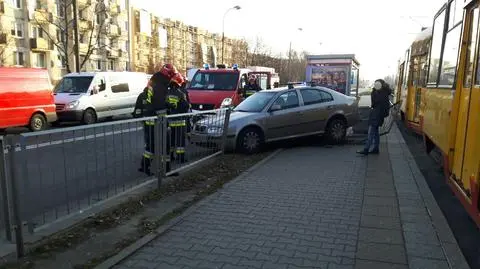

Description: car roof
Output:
[259,86,335,93]
[63,71,147,77]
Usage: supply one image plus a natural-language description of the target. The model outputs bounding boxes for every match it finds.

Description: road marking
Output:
[3,127,143,153]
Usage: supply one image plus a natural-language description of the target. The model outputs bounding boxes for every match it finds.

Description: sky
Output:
[134,0,447,81]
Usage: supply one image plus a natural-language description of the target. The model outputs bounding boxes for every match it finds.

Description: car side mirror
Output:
[270,104,281,112]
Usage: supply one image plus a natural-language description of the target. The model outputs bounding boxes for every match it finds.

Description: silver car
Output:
[190,86,360,154]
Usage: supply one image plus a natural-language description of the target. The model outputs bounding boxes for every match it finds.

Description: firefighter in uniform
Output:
[138,64,178,176]
[243,74,262,99]
[166,73,190,164]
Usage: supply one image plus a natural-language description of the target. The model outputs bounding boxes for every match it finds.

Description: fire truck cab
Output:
[187,64,278,111]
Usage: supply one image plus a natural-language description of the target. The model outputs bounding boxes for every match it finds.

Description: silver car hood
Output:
[196,110,259,127]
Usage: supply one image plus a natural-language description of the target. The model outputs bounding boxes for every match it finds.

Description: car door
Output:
[264,90,303,141]
[299,88,334,133]
[109,73,132,116]
[90,75,111,118]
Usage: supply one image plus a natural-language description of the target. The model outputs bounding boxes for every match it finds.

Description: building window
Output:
[57,29,66,43]
[96,60,102,70]
[32,26,44,38]
[96,13,101,24]
[14,52,24,66]
[79,34,85,43]
[11,22,24,38]
[9,0,22,9]
[427,9,446,85]
[108,60,115,71]
[33,53,46,68]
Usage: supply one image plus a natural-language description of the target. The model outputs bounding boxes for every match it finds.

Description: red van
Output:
[0,67,57,131]
[188,64,277,111]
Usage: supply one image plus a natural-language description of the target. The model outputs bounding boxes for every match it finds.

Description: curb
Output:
[389,124,469,269]
[95,149,284,269]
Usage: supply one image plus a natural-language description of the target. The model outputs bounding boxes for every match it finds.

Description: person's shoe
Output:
[356,149,369,155]
[369,149,379,154]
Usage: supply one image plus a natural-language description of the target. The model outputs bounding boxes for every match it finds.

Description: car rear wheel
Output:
[82,109,97,125]
[29,113,47,132]
[237,127,263,154]
[326,118,347,144]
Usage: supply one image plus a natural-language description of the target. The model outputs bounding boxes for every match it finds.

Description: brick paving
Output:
[111,125,468,269]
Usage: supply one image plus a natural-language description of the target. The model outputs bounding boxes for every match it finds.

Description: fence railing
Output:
[0,108,231,257]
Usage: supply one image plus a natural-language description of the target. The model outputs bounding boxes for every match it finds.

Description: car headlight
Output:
[66,100,79,109]
[220,98,232,108]
[207,126,223,135]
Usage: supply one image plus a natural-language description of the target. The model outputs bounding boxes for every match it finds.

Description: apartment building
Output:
[130,7,249,75]
[0,1,249,83]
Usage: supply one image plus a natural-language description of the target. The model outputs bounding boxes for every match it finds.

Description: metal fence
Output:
[0,108,230,257]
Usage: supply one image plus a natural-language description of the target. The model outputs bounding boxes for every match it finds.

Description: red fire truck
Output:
[187,64,278,111]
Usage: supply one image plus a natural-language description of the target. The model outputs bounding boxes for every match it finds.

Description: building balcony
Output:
[78,0,92,8]
[109,4,120,15]
[79,20,93,31]
[135,33,150,47]
[30,37,52,51]
[107,48,121,58]
[108,24,121,37]
[33,10,53,24]
[79,43,89,55]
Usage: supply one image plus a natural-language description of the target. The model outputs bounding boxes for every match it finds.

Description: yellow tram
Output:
[397,28,432,134]
[398,0,480,226]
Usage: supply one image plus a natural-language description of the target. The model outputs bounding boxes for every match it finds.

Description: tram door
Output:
[453,3,480,197]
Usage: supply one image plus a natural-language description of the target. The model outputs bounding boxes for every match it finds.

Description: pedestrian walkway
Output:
[108,125,469,269]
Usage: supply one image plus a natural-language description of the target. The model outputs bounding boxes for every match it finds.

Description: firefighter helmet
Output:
[158,64,178,80]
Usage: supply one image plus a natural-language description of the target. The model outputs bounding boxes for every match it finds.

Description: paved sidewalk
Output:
[109,125,469,269]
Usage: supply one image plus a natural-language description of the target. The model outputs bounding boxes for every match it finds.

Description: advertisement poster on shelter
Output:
[310,66,348,94]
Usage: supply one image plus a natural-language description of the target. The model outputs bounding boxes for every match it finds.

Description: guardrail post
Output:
[155,116,167,189]
[6,136,24,257]
[221,108,231,153]
[0,137,12,241]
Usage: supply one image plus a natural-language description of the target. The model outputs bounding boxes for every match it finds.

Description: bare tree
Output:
[0,25,15,66]
[33,0,111,72]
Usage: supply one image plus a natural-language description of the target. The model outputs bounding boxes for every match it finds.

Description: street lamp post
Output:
[287,27,303,82]
[222,5,241,65]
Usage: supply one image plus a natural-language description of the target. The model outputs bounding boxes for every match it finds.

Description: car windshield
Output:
[234,92,276,113]
[189,72,239,90]
[54,76,93,93]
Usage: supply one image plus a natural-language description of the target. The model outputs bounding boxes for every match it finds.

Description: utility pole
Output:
[72,0,80,72]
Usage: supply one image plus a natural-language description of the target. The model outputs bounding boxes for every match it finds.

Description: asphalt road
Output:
[1,120,219,230]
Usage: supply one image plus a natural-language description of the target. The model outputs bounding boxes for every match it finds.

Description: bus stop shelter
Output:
[306,54,360,97]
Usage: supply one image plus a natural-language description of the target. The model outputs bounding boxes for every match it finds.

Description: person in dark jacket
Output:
[133,87,148,118]
[243,74,262,98]
[357,79,392,155]
[139,64,178,176]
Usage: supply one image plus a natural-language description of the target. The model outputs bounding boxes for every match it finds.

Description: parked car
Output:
[54,71,150,124]
[0,67,57,131]
[190,86,360,154]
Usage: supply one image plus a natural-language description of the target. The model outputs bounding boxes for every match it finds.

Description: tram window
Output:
[464,8,479,87]
[428,10,446,85]
[449,0,465,29]
[439,25,462,87]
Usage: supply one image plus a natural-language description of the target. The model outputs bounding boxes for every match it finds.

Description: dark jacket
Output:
[133,88,148,118]
[166,85,190,115]
[145,72,170,116]
[243,83,262,98]
[368,86,392,127]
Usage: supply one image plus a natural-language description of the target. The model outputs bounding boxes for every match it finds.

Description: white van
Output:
[54,72,149,124]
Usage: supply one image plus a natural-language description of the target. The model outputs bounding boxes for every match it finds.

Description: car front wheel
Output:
[237,127,263,154]
[326,118,347,144]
